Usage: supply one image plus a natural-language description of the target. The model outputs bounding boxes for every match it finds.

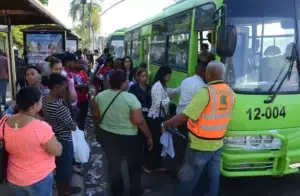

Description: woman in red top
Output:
[73,60,89,131]
[94,57,114,93]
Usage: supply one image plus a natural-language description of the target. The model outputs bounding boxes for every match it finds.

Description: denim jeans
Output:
[0,80,8,105]
[56,139,73,185]
[8,173,54,196]
[76,100,89,131]
[176,147,221,196]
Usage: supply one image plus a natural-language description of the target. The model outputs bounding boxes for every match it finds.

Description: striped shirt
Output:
[42,98,75,141]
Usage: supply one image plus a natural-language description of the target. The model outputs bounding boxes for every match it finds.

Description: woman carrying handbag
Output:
[92,69,153,196]
[146,66,179,172]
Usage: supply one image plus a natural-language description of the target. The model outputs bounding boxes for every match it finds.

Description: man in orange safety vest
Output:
[161,61,235,196]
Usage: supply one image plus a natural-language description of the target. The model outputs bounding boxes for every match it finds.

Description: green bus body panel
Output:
[141,25,151,36]
[228,94,300,131]
[126,0,218,32]
[121,0,300,177]
[222,126,300,177]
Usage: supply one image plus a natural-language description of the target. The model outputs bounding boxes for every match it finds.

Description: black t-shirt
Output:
[129,83,152,114]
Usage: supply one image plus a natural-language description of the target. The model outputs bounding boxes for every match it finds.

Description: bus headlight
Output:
[245,135,281,150]
[224,135,282,150]
[224,136,246,147]
[247,136,262,146]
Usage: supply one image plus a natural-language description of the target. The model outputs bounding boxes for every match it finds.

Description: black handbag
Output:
[158,101,169,122]
[0,116,10,184]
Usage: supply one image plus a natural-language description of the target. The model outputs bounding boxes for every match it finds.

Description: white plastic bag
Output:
[72,128,90,163]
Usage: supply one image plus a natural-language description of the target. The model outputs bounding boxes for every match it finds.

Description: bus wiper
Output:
[264,43,297,104]
[266,61,288,93]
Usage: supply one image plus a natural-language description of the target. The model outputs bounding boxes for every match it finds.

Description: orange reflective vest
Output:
[187,83,235,140]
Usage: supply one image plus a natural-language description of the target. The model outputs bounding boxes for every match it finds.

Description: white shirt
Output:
[148,81,173,119]
[176,75,206,114]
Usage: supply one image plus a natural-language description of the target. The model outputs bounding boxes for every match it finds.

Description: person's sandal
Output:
[65,186,82,195]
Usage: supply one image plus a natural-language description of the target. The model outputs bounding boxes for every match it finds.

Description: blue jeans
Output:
[176,147,221,196]
[56,139,74,185]
[8,173,54,196]
[0,80,8,105]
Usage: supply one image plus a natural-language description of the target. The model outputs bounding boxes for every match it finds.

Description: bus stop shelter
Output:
[0,0,68,98]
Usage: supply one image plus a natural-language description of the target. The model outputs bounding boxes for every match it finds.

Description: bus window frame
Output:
[125,41,132,56]
[194,3,216,31]
[143,36,151,63]
[166,32,191,72]
[150,20,167,66]
[150,10,193,68]
[165,10,192,72]
[131,39,141,61]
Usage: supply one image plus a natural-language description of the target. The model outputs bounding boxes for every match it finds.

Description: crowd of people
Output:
[0,49,92,196]
[89,48,235,196]
[0,45,235,196]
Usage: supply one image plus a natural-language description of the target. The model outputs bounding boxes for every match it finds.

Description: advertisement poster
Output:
[66,40,78,53]
[26,33,64,73]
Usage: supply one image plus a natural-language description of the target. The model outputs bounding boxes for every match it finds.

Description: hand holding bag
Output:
[0,115,10,184]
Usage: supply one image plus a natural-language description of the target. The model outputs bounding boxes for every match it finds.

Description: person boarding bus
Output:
[161,61,235,196]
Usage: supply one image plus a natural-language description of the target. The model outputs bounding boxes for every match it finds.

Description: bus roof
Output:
[110,28,126,36]
[125,0,217,32]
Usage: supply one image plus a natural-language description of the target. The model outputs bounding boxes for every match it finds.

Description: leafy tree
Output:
[11,26,29,49]
[70,0,102,48]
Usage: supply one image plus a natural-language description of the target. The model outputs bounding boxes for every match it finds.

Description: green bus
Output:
[106,28,126,58]
[124,0,300,177]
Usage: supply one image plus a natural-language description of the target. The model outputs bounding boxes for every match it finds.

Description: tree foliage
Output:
[70,0,102,48]
[0,26,30,50]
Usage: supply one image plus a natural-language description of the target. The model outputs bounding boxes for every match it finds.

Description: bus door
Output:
[198,30,215,59]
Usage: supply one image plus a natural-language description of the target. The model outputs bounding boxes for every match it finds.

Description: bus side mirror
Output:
[216,25,237,57]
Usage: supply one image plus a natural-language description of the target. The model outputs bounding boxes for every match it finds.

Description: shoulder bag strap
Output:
[159,101,167,118]
[99,91,122,124]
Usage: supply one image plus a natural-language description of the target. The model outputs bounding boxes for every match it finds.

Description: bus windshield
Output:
[224,0,300,93]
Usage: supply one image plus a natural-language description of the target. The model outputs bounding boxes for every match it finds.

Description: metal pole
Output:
[82,3,85,31]
[5,17,16,100]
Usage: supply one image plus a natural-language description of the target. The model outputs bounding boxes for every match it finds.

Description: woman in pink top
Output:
[0,86,62,196]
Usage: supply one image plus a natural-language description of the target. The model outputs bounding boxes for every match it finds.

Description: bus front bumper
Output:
[221,128,300,177]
